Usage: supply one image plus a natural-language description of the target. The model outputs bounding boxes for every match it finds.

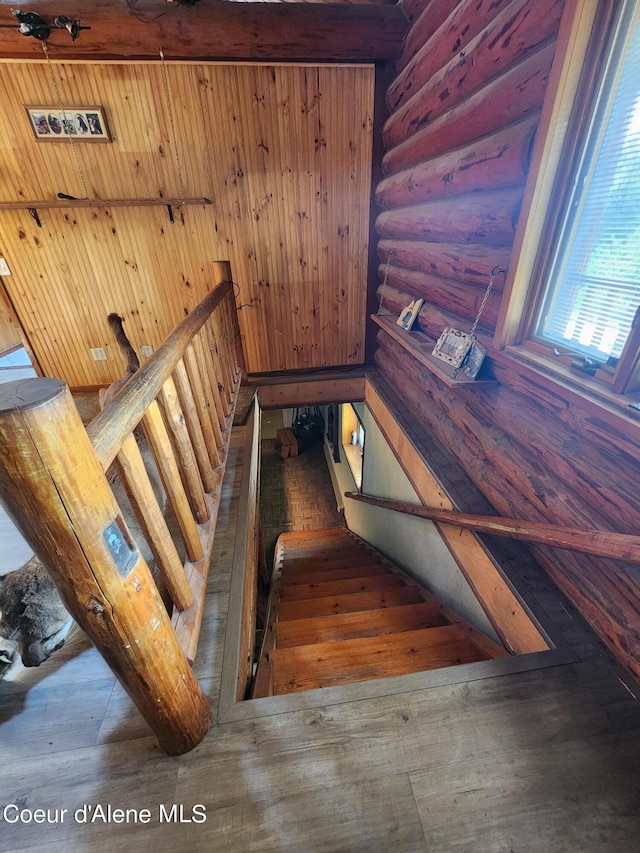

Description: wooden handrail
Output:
[344,491,640,563]
[87,279,232,471]
[0,264,244,754]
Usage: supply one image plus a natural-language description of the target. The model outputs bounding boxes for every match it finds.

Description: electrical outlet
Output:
[140,344,154,357]
[91,347,108,361]
[0,258,11,276]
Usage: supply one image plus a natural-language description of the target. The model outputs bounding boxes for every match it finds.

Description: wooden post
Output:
[0,378,211,756]
[213,259,246,381]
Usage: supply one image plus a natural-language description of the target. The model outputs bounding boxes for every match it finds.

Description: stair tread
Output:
[276,586,425,621]
[270,624,491,694]
[279,573,407,602]
[279,564,394,588]
[259,526,509,698]
[278,528,352,550]
[279,528,350,540]
[279,552,386,572]
[273,601,450,648]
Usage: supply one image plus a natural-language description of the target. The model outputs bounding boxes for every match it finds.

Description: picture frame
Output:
[432,327,474,367]
[463,340,488,380]
[25,106,111,141]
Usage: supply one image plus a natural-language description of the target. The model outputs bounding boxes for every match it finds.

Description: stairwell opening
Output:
[221,402,567,720]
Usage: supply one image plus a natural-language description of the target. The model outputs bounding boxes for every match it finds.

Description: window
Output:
[497,0,640,399]
[341,403,365,490]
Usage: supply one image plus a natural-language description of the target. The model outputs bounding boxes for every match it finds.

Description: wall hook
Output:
[232,281,254,310]
[28,208,42,228]
[53,16,86,41]
[11,9,49,39]
[9,9,90,41]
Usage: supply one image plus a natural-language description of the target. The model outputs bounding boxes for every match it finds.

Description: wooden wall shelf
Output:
[371,314,496,388]
[0,198,212,211]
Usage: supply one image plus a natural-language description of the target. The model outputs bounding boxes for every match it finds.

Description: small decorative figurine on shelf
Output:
[396,298,424,331]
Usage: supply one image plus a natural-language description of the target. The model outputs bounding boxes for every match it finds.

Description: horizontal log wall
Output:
[376,0,561,339]
[0,2,408,62]
[0,61,374,383]
[373,0,640,678]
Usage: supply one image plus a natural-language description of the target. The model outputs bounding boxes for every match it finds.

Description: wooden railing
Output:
[0,262,244,755]
[344,492,640,563]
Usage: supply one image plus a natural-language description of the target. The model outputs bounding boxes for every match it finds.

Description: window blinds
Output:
[536,1,640,361]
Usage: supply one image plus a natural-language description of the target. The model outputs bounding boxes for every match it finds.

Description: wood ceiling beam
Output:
[0,2,409,61]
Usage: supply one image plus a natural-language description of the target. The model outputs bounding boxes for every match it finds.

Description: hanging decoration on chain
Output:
[377,251,424,331]
[160,47,186,225]
[376,250,393,315]
[41,41,90,200]
[431,266,505,380]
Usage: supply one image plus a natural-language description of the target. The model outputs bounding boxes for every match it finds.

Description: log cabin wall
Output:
[0,61,374,384]
[373,0,640,679]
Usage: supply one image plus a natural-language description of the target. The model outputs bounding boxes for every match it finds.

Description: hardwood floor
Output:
[1,424,640,851]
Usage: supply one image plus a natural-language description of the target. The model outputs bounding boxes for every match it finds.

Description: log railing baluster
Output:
[173,358,219,488]
[158,376,209,524]
[195,329,227,434]
[183,343,222,466]
[142,401,203,563]
[210,313,234,415]
[114,433,194,612]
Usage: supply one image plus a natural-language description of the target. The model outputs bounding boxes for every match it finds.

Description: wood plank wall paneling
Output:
[372,0,640,678]
[0,61,374,384]
[0,303,22,353]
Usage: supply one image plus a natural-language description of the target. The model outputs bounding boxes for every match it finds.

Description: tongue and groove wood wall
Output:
[0,61,373,384]
[374,0,640,680]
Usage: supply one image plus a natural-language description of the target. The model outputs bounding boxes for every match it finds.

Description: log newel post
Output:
[213,259,246,379]
[0,378,211,755]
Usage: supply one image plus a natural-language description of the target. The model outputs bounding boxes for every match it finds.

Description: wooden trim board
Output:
[363,376,550,656]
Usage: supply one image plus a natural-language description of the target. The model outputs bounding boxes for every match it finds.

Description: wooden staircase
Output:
[252,527,509,698]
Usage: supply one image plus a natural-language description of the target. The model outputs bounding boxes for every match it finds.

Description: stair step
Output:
[270,624,491,694]
[255,526,510,699]
[276,586,425,621]
[278,528,352,546]
[280,552,384,573]
[280,527,351,539]
[273,601,450,648]
[279,543,370,563]
[279,573,406,603]
[279,563,393,588]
